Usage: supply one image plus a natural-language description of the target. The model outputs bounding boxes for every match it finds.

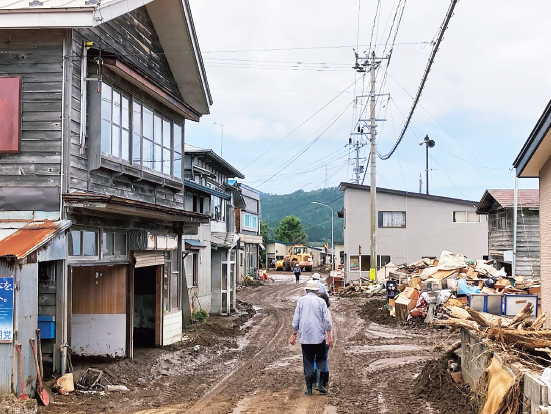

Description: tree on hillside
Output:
[260,221,269,244]
[275,215,307,244]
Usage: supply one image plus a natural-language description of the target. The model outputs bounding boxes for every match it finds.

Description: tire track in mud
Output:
[133,275,327,414]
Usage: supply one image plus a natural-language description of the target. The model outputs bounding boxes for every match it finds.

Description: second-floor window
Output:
[243,213,258,231]
[453,211,480,223]
[100,82,183,179]
[378,211,406,228]
[212,196,225,221]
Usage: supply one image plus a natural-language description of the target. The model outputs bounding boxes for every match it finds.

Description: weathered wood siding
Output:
[67,7,186,210]
[0,30,64,212]
[516,209,540,278]
[488,208,540,278]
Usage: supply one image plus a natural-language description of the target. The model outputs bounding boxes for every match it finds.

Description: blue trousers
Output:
[301,341,327,376]
[313,344,329,372]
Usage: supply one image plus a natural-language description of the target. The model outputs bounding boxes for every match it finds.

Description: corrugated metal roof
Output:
[0,220,70,260]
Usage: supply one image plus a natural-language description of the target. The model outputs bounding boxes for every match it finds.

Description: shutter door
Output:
[134,251,165,268]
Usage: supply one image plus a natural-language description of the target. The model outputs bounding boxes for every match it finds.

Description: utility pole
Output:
[368,51,377,282]
[353,51,386,282]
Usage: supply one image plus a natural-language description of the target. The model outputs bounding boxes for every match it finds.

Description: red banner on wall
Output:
[0,77,21,153]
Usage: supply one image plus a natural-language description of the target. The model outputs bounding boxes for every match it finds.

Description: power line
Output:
[241,79,358,171]
[256,102,353,187]
[377,0,459,161]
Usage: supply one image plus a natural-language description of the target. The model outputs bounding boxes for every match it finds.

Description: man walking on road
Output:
[311,273,328,296]
[293,263,301,284]
[289,279,333,395]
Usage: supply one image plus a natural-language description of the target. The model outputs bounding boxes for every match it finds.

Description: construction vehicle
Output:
[275,245,313,272]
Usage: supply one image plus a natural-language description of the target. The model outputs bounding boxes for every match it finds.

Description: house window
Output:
[453,211,480,223]
[193,195,204,213]
[243,213,258,231]
[350,255,371,271]
[377,255,391,268]
[378,211,406,228]
[69,230,98,256]
[100,82,183,179]
[101,84,131,162]
[192,253,198,287]
[490,211,507,230]
[102,232,127,257]
[212,196,225,221]
[163,250,180,312]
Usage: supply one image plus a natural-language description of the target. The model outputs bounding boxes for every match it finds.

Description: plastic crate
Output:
[38,315,55,339]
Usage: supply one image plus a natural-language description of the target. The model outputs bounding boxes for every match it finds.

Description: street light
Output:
[419,135,435,195]
[311,201,334,270]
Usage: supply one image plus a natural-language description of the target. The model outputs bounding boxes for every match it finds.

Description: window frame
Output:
[453,211,480,223]
[378,211,407,228]
[97,81,184,181]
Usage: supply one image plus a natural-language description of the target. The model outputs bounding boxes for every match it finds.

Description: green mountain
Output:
[260,187,344,244]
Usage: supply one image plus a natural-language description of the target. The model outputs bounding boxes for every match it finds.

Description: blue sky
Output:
[186,0,545,201]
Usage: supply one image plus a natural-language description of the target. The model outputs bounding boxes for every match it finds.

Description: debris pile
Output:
[358,250,541,325]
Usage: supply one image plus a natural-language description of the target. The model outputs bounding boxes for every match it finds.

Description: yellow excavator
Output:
[275,245,313,272]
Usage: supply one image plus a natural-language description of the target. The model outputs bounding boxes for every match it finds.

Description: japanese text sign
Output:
[0,276,14,343]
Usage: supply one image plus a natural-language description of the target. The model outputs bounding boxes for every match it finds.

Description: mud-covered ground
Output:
[38,274,473,414]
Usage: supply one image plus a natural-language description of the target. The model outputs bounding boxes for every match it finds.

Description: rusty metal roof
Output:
[0,220,70,260]
[476,189,539,213]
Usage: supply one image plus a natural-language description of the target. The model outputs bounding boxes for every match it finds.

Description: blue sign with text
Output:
[0,276,14,343]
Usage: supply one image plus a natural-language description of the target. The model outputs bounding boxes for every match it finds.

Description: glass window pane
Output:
[115,233,127,256]
[350,255,359,271]
[163,148,171,175]
[222,263,228,290]
[163,119,171,149]
[163,264,170,312]
[154,114,162,144]
[173,152,182,179]
[143,139,153,169]
[102,232,114,256]
[82,231,97,256]
[112,125,121,158]
[69,230,81,256]
[454,211,466,223]
[170,268,179,310]
[112,91,121,125]
[101,83,111,121]
[143,107,153,139]
[133,102,142,136]
[154,144,162,172]
[360,255,370,271]
[173,124,182,153]
[101,119,111,154]
[121,96,129,129]
[132,134,141,166]
[122,130,130,161]
[244,214,250,227]
[467,212,480,222]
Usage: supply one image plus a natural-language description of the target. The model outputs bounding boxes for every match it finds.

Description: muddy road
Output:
[41,273,461,414]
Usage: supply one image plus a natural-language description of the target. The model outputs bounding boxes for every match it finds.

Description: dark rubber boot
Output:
[304,375,313,395]
[322,371,329,388]
[315,369,327,394]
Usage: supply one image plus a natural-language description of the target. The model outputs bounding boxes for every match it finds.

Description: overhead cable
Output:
[377,0,459,161]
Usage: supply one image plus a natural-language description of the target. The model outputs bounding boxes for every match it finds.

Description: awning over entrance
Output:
[185,239,207,249]
[212,233,239,249]
[0,220,71,260]
[259,243,265,250]
[63,193,210,225]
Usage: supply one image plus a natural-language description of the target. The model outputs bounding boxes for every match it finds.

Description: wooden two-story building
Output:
[0,0,211,395]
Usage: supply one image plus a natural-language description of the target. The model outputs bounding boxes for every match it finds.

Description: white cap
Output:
[295,263,300,267]
[305,279,319,291]
[312,273,320,280]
